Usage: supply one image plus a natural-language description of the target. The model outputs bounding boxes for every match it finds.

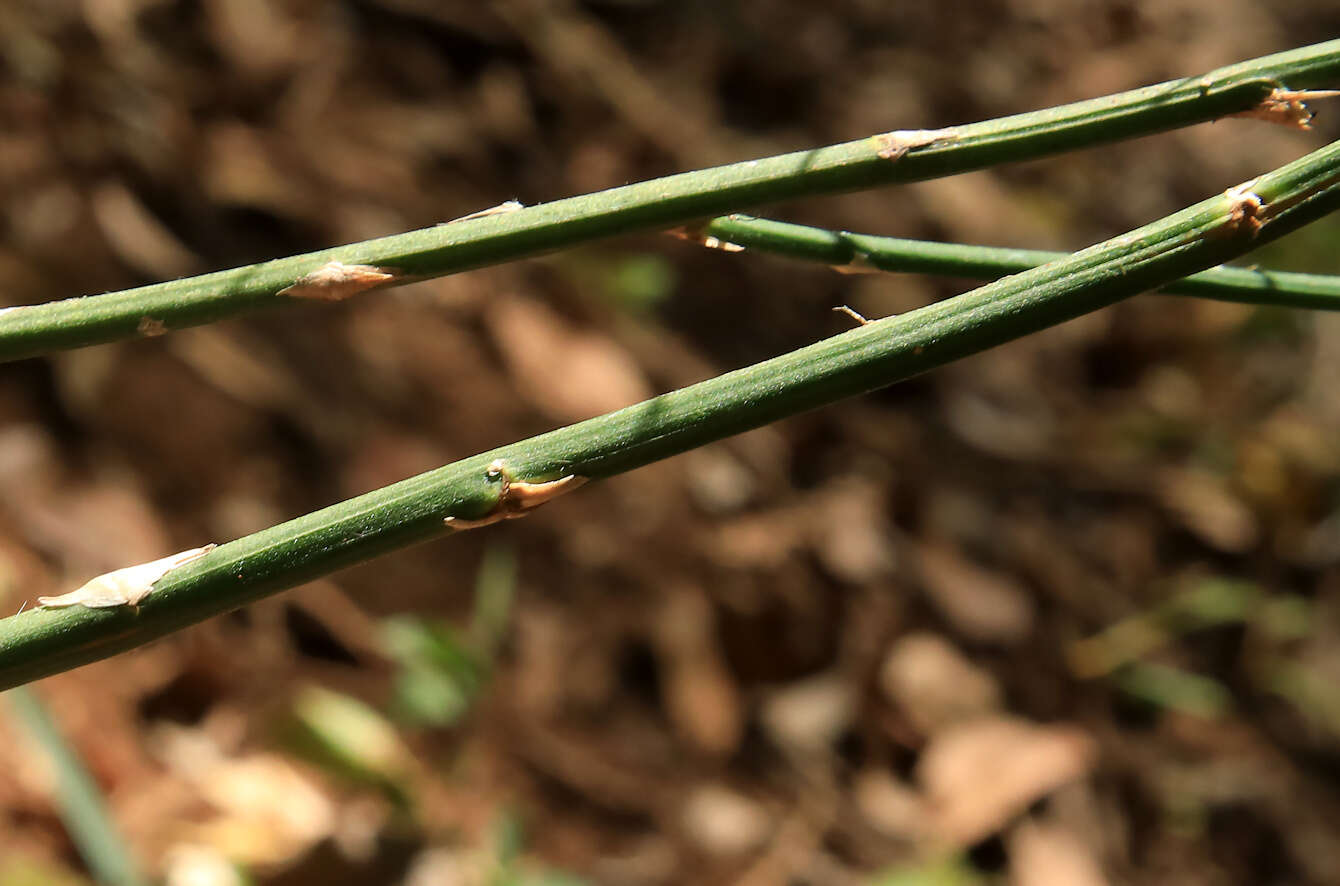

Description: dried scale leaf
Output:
[701,235,744,252]
[666,226,745,252]
[441,200,526,224]
[1228,88,1340,129]
[874,127,956,160]
[832,305,873,326]
[831,252,882,275]
[37,545,217,609]
[137,316,167,337]
[1224,178,1266,237]
[278,261,399,302]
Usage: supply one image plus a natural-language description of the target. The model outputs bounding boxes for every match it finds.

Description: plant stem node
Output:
[444,460,588,531]
[874,128,955,161]
[1224,179,1266,236]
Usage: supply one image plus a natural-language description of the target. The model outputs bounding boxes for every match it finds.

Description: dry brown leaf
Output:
[681,785,772,856]
[879,632,1002,735]
[487,295,653,422]
[654,589,744,757]
[918,717,1097,847]
[201,122,311,217]
[853,769,927,841]
[760,672,855,754]
[1009,820,1110,886]
[711,508,810,570]
[156,725,336,866]
[0,426,174,574]
[810,479,897,584]
[917,542,1035,644]
[683,447,756,514]
[1156,467,1259,553]
[90,181,200,278]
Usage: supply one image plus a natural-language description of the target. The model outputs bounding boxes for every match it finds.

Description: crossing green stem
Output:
[1,138,1338,689]
[1,41,1339,361]
[701,214,1340,311]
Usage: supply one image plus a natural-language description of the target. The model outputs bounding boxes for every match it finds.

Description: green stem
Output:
[701,214,1340,311]
[3,42,1340,361]
[1,140,1338,690]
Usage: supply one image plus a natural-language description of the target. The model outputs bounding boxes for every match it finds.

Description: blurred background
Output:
[3,2,1340,884]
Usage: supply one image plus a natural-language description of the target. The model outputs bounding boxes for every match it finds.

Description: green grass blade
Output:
[5,687,148,886]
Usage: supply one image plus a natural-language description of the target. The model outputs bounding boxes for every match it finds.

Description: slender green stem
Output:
[2,42,1340,362]
[1,139,1338,690]
[701,214,1340,311]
